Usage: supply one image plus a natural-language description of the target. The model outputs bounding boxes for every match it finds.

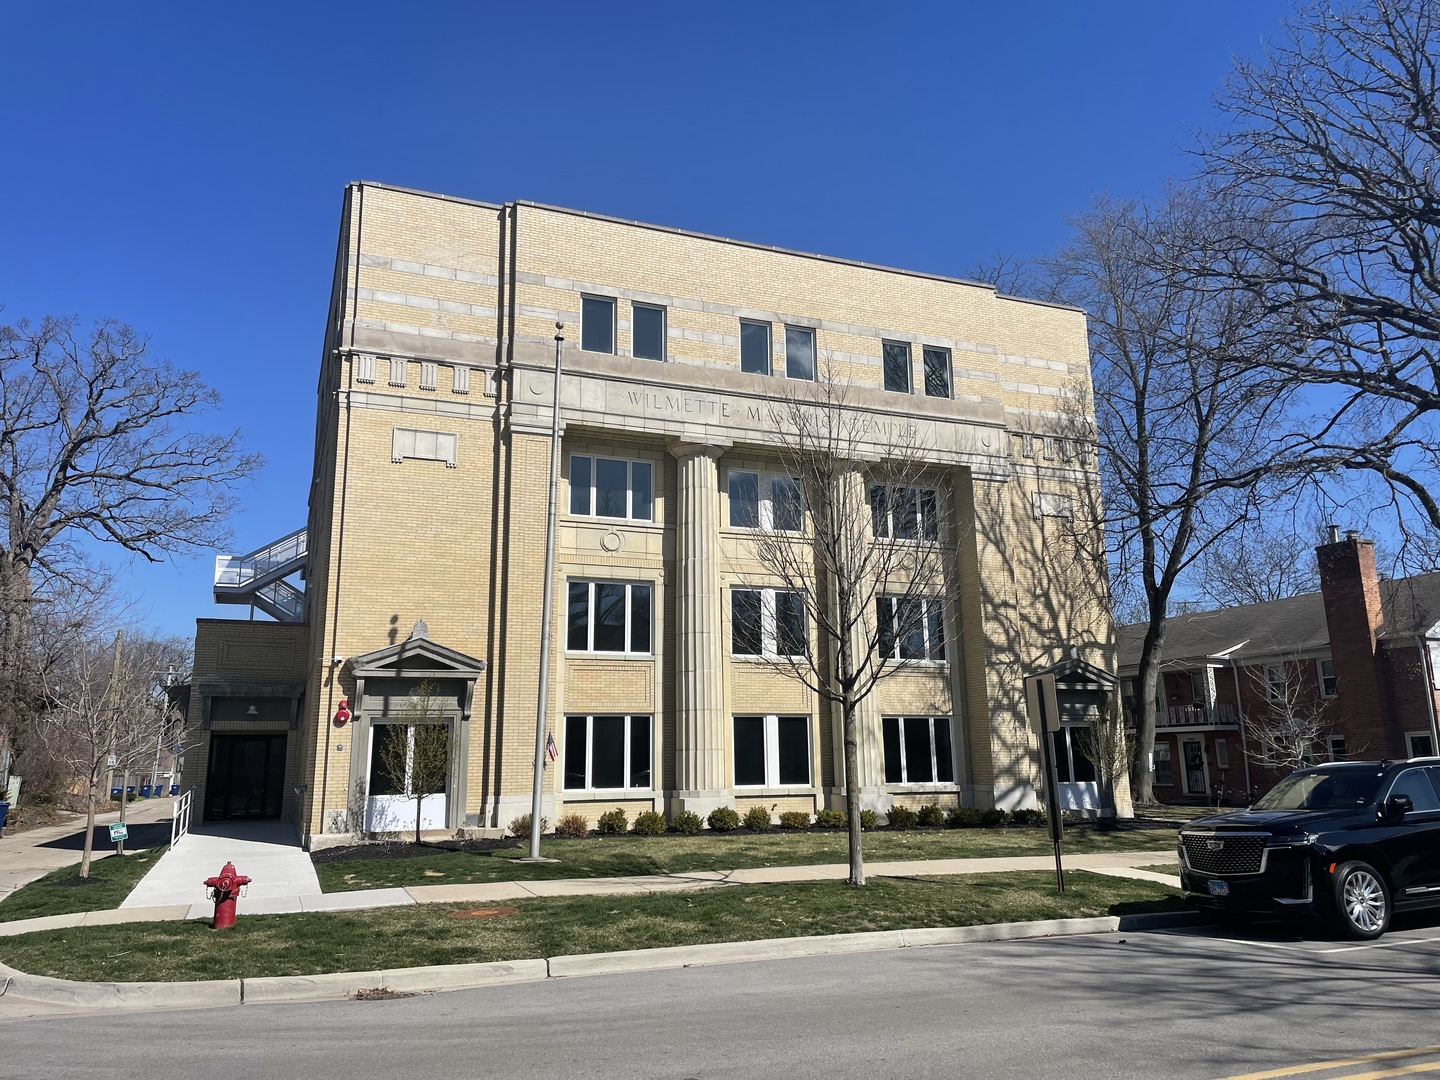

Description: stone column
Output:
[669,442,732,818]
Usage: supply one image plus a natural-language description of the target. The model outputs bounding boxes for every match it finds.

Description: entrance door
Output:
[205,734,286,820]
[1182,739,1207,796]
[364,723,449,833]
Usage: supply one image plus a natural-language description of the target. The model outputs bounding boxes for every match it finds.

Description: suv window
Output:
[1387,768,1440,813]
[1251,767,1384,811]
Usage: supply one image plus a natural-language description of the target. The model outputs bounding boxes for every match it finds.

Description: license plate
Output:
[1207,880,1230,897]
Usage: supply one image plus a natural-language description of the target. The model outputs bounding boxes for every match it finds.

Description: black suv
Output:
[1178,758,1440,939]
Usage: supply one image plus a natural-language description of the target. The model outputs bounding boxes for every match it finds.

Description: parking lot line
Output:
[1216,1045,1440,1080]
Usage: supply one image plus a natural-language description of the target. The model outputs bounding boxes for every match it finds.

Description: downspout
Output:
[1418,635,1440,755]
[1229,656,1253,799]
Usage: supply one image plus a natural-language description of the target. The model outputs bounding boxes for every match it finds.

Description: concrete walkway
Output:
[0,799,176,903]
[120,821,323,910]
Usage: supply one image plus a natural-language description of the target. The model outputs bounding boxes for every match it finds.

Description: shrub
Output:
[507,813,548,838]
[916,804,946,827]
[979,808,1009,828]
[859,809,879,830]
[672,809,703,835]
[742,805,774,832]
[778,810,810,830]
[946,806,982,828]
[596,808,628,835]
[814,808,847,829]
[886,805,918,830]
[1011,808,1047,827]
[554,813,589,839]
[631,809,667,835]
[707,806,740,832]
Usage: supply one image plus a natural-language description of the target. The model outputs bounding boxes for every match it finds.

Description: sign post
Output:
[1025,672,1066,892]
[108,822,128,845]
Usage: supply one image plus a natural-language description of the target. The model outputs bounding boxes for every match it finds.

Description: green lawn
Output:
[0,871,1184,982]
[314,826,1178,892]
[1139,863,1181,876]
[0,847,168,923]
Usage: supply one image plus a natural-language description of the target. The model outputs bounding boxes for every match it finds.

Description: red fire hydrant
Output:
[204,861,251,929]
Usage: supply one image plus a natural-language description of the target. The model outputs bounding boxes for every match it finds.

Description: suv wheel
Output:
[1329,860,1391,940]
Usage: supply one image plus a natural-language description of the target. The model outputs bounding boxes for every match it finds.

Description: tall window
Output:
[785,326,815,381]
[923,347,951,398]
[632,303,666,361]
[740,320,771,375]
[733,715,811,787]
[870,485,939,540]
[1265,664,1285,702]
[727,470,803,531]
[581,296,615,354]
[876,596,945,661]
[570,455,653,520]
[1317,658,1338,698]
[567,581,652,654]
[882,716,954,784]
[1050,727,1098,783]
[1154,742,1174,786]
[883,341,911,393]
[563,714,651,790]
[732,588,807,657]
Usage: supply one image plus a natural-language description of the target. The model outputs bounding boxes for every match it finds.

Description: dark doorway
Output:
[206,734,287,821]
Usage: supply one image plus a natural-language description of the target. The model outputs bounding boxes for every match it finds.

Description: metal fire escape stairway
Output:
[213,527,307,623]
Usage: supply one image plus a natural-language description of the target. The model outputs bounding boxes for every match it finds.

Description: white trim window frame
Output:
[1406,730,1436,758]
[876,595,946,662]
[1317,657,1338,699]
[1154,741,1174,786]
[726,469,803,532]
[869,484,940,541]
[562,713,652,791]
[569,454,654,521]
[731,587,808,659]
[580,294,616,354]
[1264,663,1286,703]
[566,580,653,655]
[732,714,812,788]
[882,715,955,785]
[1328,736,1348,761]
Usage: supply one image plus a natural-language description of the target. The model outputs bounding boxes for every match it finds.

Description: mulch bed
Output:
[310,837,522,864]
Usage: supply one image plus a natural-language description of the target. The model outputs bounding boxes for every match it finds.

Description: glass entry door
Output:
[205,734,287,820]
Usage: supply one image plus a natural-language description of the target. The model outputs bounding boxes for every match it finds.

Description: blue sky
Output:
[0,1,1289,637]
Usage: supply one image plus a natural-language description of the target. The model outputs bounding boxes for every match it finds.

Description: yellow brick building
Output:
[188,182,1118,846]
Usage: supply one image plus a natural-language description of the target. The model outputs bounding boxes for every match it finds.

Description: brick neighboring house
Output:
[1118,530,1440,805]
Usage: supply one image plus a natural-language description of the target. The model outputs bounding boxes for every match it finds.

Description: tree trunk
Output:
[415,792,422,847]
[80,775,97,878]
[1130,624,1166,806]
[117,769,128,855]
[842,698,865,887]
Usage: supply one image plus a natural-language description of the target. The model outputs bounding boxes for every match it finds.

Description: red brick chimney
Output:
[1316,529,1398,756]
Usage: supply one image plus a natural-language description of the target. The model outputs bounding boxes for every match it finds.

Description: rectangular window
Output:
[1050,727,1097,784]
[632,303,666,361]
[733,715,812,787]
[727,470,803,532]
[1328,736,1347,761]
[785,326,815,381]
[923,347,951,398]
[1318,658,1338,698]
[581,296,615,354]
[1407,732,1435,758]
[569,455,653,521]
[1265,664,1285,703]
[882,716,955,785]
[731,588,807,658]
[882,341,911,393]
[876,596,945,661]
[566,581,652,654]
[1154,742,1174,786]
[1214,740,1229,770]
[740,320,771,375]
[870,484,939,540]
[563,714,652,790]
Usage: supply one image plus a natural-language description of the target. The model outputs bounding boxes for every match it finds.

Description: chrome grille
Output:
[1182,833,1265,876]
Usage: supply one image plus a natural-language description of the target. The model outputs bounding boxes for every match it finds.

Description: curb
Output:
[0,911,1202,1015]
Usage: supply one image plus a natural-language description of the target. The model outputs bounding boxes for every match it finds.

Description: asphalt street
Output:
[5,914,1440,1080]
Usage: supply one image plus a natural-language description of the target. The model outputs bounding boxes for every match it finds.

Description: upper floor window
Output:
[733,714,811,787]
[1264,664,1285,703]
[923,347,952,398]
[581,296,615,354]
[567,581,652,654]
[632,303,666,361]
[883,342,911,393]
[570,455,653,521]
[732,587,807,658]
[883,716,954,784]
[870,485,939,540]
[1318,658,1338,698]
[785,326,815,381]
[727,470,803,531]
[876,596,946,661]
[740,320,771,375]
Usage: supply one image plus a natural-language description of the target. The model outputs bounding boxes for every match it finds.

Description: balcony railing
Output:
[1159,703,1239,729]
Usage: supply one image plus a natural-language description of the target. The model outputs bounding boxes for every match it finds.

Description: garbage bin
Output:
[169,784,180,796]
[139,784,152,797]
[110,786,123,799]
[125,785,135,796]
[0,800,9,837]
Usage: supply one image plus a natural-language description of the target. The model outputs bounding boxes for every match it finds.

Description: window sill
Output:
[880,660,951,671]
[565,652,655,660]
[729,654,809,664]
[731,786,817,797]
[565,516,663,530]
[884,783,960,792]
[560,789,656,801]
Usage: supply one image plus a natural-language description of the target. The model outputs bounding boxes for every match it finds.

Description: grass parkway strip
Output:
[0,847,168,924]
[0,872,1183,983]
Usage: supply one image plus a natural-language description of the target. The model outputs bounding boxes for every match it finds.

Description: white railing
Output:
[171,790,193,848]
[214,527,307,589]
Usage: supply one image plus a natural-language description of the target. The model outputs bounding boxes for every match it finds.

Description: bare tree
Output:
[1200,0,1440,536]
[1193,517,1322,608]
[735,360,949,886]
[0,315,260,770]
[1048,190,1296,804]
[374,681,450,845]
[1245,658,1344,773]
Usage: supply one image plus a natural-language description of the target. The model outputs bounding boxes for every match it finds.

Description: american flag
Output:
[545,732,558,762]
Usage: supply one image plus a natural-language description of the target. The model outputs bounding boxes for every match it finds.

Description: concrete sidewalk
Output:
[120,821,322,911]
[0,847,1180,938]
[0,799,176,903]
